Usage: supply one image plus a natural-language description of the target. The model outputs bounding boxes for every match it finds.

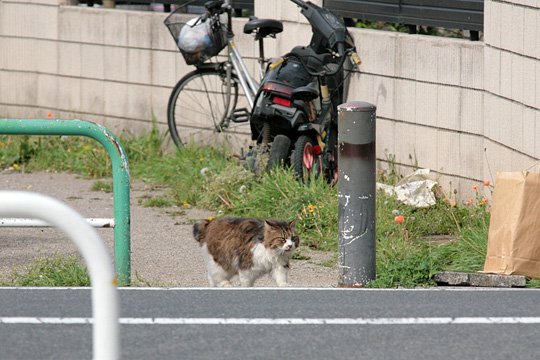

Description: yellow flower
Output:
[12,163,19,169]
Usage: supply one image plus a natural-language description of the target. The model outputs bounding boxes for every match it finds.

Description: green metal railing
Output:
[0,119,131,285]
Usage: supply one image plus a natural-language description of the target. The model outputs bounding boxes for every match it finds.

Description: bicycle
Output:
[164,0,283,148]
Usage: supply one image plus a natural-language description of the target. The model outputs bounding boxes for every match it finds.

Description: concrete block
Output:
[459,134,484,181]
[151,50,177,87]
[1,37,36,73]
[537,61,540,109]
[522,107,536,155]
[437,130,461,175]
[36,74,59,109]
[484,0,501,47]
[58,7,82,42]
[523,8,537,59]
[126,84,152,121]
[127,48,152,84]
[35,40,58,74]
[414,126,438,170]
[511,54,524,104]
[104,81,129,117]
[57,76,81,111]
[484,46,500,95]
[537,10,540,60]
[375,118,395,159]
[497,97,513,146]
[393,121,416,164]
[536,110,540,156]
[1,2,57,39]
[81,44,104,80]
[360,31,396,77]
[103,47,127,83]
[127,12,152,49]
[79,8,104,44]
[80,79,105,115]
[394,34,417,79]
[415,38,438,83]
[394,79,416,123]
[103,9,128,47]
[500,2,517,53]
[434,271,526,287]
[437,85,461,131]
[437,39,462,86]
[150,13,171,51]
[150,86,170,124]
[499,51,512,99]
[415,82,438,127]
[58,42,81,77]
[483,92,500,142]
[349,73,374,105]
[510,102,524,152]
[2,71,38,106]
[461,89,484,135]
[460,43,483,90]
[522,57,536,108]
[372,77,395,120]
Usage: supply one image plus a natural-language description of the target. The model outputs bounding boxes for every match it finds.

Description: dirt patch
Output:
[0,171,338,287]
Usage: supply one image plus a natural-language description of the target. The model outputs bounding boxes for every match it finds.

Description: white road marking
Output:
[2,317,540,325]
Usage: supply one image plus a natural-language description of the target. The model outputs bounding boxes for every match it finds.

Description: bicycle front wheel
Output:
[167,68,244,148]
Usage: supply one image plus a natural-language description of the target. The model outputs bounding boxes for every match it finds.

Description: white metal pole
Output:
[0,191,119,360]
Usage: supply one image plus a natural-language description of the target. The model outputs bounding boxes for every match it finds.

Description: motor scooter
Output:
[248,0,361,182]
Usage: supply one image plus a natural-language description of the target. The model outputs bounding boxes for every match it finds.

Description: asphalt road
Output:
[1,287,540,359]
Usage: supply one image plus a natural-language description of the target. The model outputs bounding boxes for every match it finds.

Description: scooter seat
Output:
[244,18,283,38]
[291,82,319,101]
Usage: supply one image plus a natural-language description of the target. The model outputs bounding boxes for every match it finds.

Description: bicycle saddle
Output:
[244,17,283,38]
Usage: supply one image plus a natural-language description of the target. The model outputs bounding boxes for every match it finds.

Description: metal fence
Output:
[323,0,483,38]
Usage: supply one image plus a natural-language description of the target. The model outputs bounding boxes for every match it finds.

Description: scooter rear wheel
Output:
[267,135,291,171]
[292,135,320,182]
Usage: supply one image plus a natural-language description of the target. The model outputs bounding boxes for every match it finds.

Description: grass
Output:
[0,127,533,288]
[1,256,90,287]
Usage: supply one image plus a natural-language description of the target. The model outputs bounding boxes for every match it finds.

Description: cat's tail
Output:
[193,219,211,243]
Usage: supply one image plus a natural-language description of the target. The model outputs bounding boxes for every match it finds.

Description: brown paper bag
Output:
[483,171,540,278]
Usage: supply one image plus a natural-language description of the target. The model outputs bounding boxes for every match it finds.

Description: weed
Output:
[91,180,113,192]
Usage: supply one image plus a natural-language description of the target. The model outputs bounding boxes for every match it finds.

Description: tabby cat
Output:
[193,217,299,287]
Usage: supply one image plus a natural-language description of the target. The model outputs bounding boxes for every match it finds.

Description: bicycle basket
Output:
[164,8,228,65]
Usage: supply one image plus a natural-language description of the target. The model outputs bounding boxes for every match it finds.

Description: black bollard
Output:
[337,101,377,287]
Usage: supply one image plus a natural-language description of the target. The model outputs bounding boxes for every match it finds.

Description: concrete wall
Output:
[0,0,539,200]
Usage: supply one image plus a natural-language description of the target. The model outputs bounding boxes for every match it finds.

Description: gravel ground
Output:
[0,171,338,287]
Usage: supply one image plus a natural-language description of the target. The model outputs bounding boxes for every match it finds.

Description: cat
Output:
[193,217,299,287]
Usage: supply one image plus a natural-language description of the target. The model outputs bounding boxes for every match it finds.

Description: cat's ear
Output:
[265,220,276,228]
[288,220,296,230]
